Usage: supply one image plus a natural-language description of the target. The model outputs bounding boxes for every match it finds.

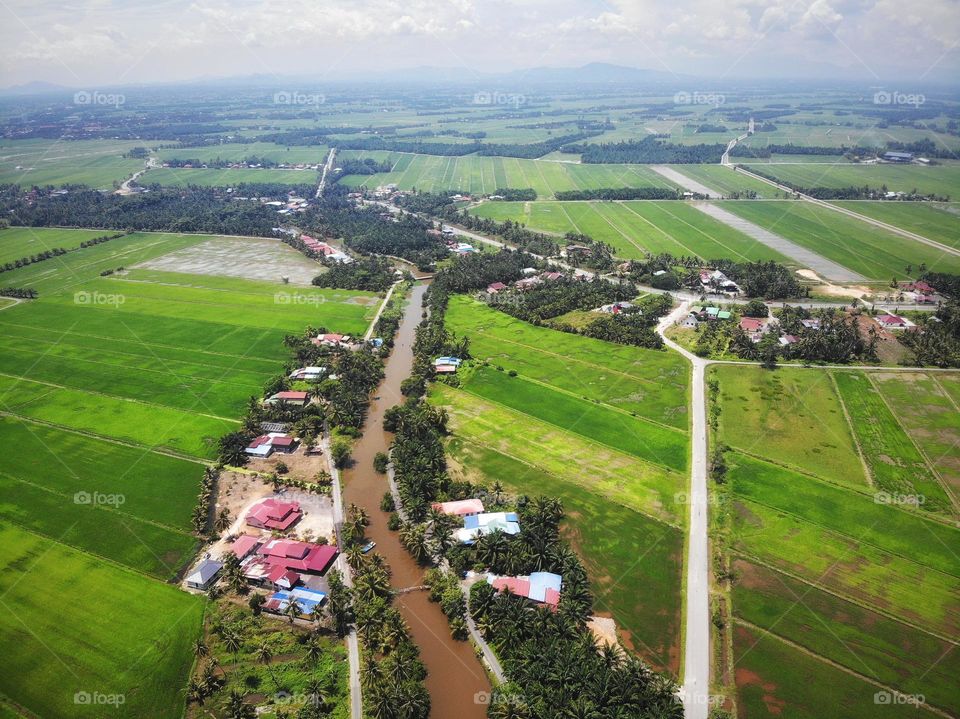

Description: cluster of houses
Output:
[246,432,298,458]
[595,301,633,315]
[432,499,521,545]
[299,234,353,264]
[679,306,733,328]
[265,390,311,407]
[185,497,340,617]
[898,281,939,305]
[433,356,462,375]
[485,269,567,296]
[488,571,563,609]
[699,269,741,296]
[311,332,357,349]
[262,196,310,216]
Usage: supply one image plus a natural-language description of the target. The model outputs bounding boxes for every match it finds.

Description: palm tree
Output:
[303,676,328,710]
[254,641,278,690]
[491,480,504,506]
[192,638,208,658]
[215,507,232,532]
[284,598,301,624]
[223,630,243,663]
[304,636,324,665]
[185,677,205,705]
[225,689,254,719]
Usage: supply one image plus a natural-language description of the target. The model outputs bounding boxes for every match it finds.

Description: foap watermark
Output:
[874,491,925,507]
[274,90,325,106]
[874,690,925,707]
[873,90,925,108]
[74,290,125,306]
[473,90,526,108]
[274,291,327,306]
[483,293,523,309]
[274,690,323,707]
[674,90,725,107]
[474,690,527,707]
[681,690,725,709]
[74,490,126,508]
[674,491,722,506]
[73,90,125,108]
[74,691,125,707]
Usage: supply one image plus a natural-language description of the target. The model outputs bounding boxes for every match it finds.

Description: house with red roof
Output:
[739,317,769,342]
[489,571,562,609]
[245,433,297,458]
[228,535,263,560]
[265,391,310,407]
[875,314,909,330]
[246,498,303,531]
[486,282,507,294]
[432,498,484,517]
[312,333,353,348]
[257,538,339,575]
[266,565,301,590]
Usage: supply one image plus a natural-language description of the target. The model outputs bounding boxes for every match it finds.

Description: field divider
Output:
[733,491,960,576]
[450,434,684,531]
[828,371,875,489]
[0,371,241,423]
[731,551,960,645]
[454,384,686,477]
[731,617,958,719]
[864,373,960,515]
[0,411,211,464]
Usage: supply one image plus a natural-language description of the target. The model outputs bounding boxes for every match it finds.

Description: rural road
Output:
[657,303,711,719]
[650,165,720,198]
[116,157,158,194]
[316,147,337,198]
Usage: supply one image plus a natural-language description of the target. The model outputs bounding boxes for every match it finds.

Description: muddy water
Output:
[342,281,491,718]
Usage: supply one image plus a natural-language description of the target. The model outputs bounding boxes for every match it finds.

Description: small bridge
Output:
[395,585,429,595]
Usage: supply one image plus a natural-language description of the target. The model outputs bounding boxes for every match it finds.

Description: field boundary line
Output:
[454,383,687,475]
[929,375,960,414]
[584,202,648,256]
[731,548,960,642]
[0,370,241,423]
[0,520,193,585]
[0,317,281,365]
[0,410,211,463]
[464,323,680,393]
[448,432,683,531]
[493,369,687,435]
[828,371,874,488]
[729,447,960,529]
[734,493,960,580]
[732,618,957,719]
[618,202,703,258]
[864,372,960,515]
[0,468,196,538]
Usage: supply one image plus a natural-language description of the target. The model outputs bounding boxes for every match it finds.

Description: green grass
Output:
[744,163,960,199]
[442,421,684,674]
[727,452,959,578]
[0,227,114,265]
[445,295,688,428]
[832,371,952,514]
[720,200,960,279]
[733,623,941,719]
[830,202,960,251]
[155,142,328,164]
[713,365,866,487]
[468,200,793,262]
[462,366,688,473]
[142,166,318,187]
[0,373,234,458]
[731,499,960,637]
[432,383,685,526]
[871,372,960,503]
[733,559,960,713]
[0,149,142,190]
[0,523,205,718]
[336,153,680,199]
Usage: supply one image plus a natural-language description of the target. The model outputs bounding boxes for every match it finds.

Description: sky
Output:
[1,0,957,88]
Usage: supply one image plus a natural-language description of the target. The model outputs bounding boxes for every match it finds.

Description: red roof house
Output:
[432,499,484,517]
[739,317,767,332]
[246,498,303,531]
[876,314,908,329]
[487,282,507,293]
[267,564,301,590]
[257,538,339,575]
[229,535,262,560]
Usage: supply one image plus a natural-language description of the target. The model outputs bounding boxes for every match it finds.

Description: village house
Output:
[186,557,223,591]
[246,498,303,531]
[488,571,562,609]
[262,587,327,617]
[739,317,769,342]
[699,269,740,296]
[455,511,521,544]
[289,366,325,381]
[265,390,310,407]
[245,433,297,458]
[875,314,910,330]
[486,282,507,294]
[432,498,484,518]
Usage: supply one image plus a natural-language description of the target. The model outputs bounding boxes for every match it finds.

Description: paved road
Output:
[695,202,865,282]
[657,303,711,719]
[650,165,720,198]
[316,147,337,198]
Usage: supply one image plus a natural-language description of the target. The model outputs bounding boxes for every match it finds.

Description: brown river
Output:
[341,281,491,718]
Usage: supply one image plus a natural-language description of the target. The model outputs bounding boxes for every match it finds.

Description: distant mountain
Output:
[500,62,681,84]
[0,80,71,96]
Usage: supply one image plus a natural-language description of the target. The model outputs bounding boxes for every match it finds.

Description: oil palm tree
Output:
[254,641,278,690]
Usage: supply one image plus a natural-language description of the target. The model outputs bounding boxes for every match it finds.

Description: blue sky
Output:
[1,0,957,87]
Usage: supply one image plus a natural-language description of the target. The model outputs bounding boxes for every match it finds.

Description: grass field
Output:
[0,523,205,718]
[469,200,794,262]
[713,365,865,486]
[445,296,689,428]
[733,559,960,713]
[719,200,960,279]
[336,152,680,199]
[744,162,960,199]
[155,142,329,164]
[141,166,319,187]
[832,371,953,514]
[732,623,941,719]
[830,202,960,251]
[0,138,145,190]
[871,372,960,502]
[662,165,778,197]
[438,402,685,673]
[0,226,115,265]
